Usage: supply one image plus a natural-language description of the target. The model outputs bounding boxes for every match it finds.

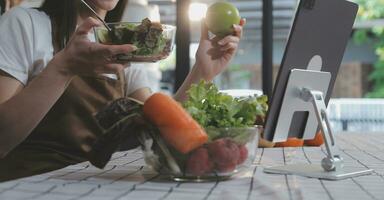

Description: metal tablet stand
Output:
[263,69,373,180]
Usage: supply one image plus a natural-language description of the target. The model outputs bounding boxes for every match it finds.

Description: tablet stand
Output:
[263,69,373,180]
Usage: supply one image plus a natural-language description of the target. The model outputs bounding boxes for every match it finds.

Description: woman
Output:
[0,0,244,181]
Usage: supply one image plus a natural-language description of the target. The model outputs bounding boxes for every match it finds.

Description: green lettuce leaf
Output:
[183,81,268,131]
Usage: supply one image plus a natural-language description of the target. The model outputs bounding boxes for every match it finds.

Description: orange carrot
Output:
[304,131,324,146]
[275,137,304,147]
[143,93,208,154]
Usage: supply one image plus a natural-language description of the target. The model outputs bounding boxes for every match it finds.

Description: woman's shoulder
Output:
[3,6,47,19]
[2,6,30,19]
[0,7,52,85]
[0,6,50,29]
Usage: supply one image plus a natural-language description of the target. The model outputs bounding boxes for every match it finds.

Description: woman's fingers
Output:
[233,24,243,38]
[230,18,245,38]
[90,43,137,63]
[76,17,101,35]
[218,36,239,46]
[216,23,243,51]
[104,44,138,55]
[220,42,238,51]
[60,17,138,76]
[216,20,243,46]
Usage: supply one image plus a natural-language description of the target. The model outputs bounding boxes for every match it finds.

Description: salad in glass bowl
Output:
[139,81,268,181]
[140,126,260,181]
[94,18,175,62]
[94,81,268,181]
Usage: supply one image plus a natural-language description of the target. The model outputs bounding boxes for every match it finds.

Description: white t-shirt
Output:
[0,7,150,96]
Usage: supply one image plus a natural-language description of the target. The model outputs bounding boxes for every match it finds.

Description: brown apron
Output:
[0,71,135,182]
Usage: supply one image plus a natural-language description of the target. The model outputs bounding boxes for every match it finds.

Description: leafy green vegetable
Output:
[134,36,166,56]
[96,18,169,57]
[183,81,268,129]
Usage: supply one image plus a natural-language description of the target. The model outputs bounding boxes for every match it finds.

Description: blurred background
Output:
[3,0,384,133]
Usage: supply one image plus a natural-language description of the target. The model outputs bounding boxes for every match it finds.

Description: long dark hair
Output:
[40,0,128,51]
[0,0,6,14]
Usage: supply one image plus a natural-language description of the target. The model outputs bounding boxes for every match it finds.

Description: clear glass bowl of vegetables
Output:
[140,126,261,181]
[139,81,268,181]
[94,18,175,62]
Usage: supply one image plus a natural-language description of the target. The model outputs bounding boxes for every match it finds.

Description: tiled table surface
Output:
[1,133,384,200]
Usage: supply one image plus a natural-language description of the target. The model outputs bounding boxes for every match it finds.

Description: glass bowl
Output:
[94,22,176,62]
[139,126,261,182]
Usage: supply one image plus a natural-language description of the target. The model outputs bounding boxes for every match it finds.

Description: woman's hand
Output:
[193,18,245,81]
[173,19,245,102]
[52,17,137,76]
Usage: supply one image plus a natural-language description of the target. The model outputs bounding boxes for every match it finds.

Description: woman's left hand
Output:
[193,18,246,81]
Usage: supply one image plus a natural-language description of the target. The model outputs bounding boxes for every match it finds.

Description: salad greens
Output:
[182,81,267,142]
[183,81,268,129]
[96,18,169,56]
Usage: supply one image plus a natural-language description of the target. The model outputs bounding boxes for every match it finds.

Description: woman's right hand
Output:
[0,17,138,158]
[52,17,137,76]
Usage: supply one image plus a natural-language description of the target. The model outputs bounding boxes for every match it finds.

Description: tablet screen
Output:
[263,0,358,141]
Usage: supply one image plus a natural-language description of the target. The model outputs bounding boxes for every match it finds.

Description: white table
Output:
[1,133,384,200]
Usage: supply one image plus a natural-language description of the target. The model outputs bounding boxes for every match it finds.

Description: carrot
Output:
[258,127,275,148]
[275,137,304,147]
[304,131,324,146]
[143,93,208,154]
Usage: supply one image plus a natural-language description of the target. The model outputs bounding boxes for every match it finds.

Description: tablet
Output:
[263,0,358,141]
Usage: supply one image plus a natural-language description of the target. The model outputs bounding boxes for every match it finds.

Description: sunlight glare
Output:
[189,3,208,21]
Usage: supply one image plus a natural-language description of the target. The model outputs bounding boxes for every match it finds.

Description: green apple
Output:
[206,2,241,37]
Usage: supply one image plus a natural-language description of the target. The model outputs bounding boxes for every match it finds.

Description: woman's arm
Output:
[0,60,73,158]
[0,18,137,157]
[174,19,245,102]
